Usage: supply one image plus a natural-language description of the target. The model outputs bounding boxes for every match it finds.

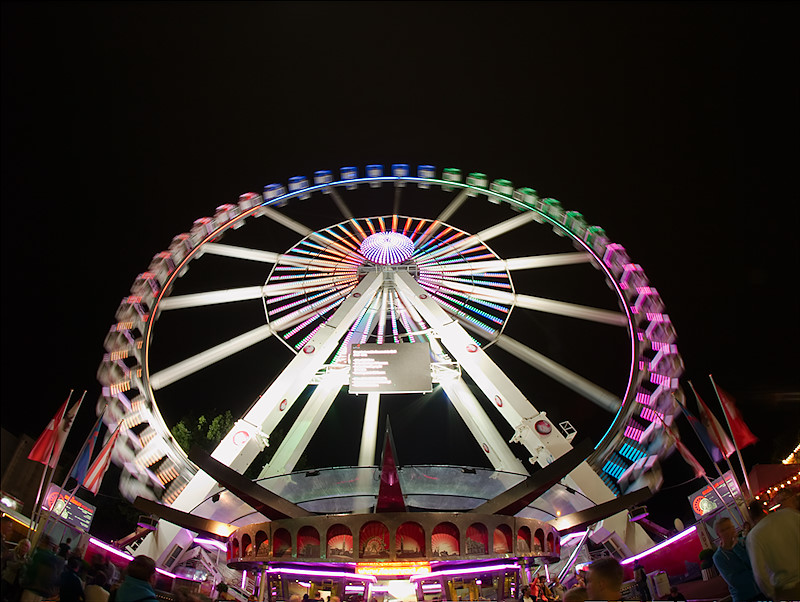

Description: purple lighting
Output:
[360,231,414,265]
[620,526,698,565]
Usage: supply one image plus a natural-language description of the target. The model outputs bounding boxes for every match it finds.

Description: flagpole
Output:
[28,389,73,538]
[686,383,747,517]
[36,404,104,545]
[32,390,87,537]
[709,374,754,500]
[676,390,744,527]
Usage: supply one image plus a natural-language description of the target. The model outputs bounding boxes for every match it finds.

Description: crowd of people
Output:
[3,483,798,602]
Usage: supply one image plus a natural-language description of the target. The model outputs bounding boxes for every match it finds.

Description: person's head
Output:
[127,555,156,583]
[714,516,737,547]
[67,556,82,572]
[288,595,302,602]
[562,587,588,602]
[587,557,623,601]
[37,534,55,551]
[748,500,767,524]
[92,571,108,588]
[217,584,229,594]
[669,586,680,595]
[1,516,12,537]
[15,538,31,556]
[330,597,341,602]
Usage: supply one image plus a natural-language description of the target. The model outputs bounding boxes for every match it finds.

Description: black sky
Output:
[2,2,798,534]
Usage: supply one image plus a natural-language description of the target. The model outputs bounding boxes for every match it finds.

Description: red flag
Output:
[694,389,736,459]
[28,395,70,465]
[47,397,83,468]
[82,425,121,495]
[715,384,758,449]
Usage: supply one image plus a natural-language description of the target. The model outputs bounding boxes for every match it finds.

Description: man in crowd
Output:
[712,516,763,601]
[746,487,800,601]
[115,556,158,602]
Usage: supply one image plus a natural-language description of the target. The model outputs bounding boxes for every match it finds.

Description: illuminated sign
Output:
[687,471,741,520]
[356,561,431,576]
[349,342,432,394]
[42,485,96,532]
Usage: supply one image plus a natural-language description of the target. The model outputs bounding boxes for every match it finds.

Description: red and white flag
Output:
[47,396,84,468]
[694,386,736,459]
[82,425,122,495]
[714,382,758,450]
[28,395,70,465]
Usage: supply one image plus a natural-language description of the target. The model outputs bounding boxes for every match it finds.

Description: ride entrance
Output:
[97,164,683,598]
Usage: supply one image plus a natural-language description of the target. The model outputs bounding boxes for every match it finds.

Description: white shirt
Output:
[745,507,800,599]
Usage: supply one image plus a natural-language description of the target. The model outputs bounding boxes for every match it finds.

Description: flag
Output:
[47,396,84,468]
[692,384,736,459]
[28,395,70,464]
[715,383,758,449]
[70,414,103,484]
[664,424,706,478]
[678,402,723,463]
[82,425,121,495]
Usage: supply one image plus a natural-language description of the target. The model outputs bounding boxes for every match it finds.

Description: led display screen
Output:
[349,342,432,394]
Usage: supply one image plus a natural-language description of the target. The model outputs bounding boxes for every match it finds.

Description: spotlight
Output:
[211,493,220,503]
[461,468,477,474]
[629,506,649,522]
[305,470,320,477]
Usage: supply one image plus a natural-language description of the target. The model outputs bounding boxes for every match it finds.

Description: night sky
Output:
[2,2,798,536]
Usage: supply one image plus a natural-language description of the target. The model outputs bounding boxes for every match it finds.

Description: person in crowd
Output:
[519,584,534,602]
[287,595,301,602]
[667,585,687,601]
[549,576,565,601]
[586,557,623,602]
[746,486,800,601]
[115,556,158,602]
[215,583,235,602]
[561,587,587,602]
[90,554,119,590]
[58,538,72,559]
[536,575,553,601]
[84,571,109,602]
[713,516,764,601]
[329,597,340,602]
[60,556,85,602]
[747,501,767,527]
[1,538,30,602]
[19,535,64,602]
[0,519,13,563]
[632,560,651,602]
[574,573,585,589]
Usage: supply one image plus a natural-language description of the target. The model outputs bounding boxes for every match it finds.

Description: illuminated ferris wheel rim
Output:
[100,165,682,509]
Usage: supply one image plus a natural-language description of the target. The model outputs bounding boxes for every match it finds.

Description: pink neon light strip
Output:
[267,568,376,583]
[620,526,697,565]
[410,563,520,581]
[88,538,179,579]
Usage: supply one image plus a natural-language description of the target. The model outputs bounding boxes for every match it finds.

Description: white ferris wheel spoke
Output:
[436,189,470,223]
[418,211,541,264]
[359,392,381,467]
[440,377,529,475]
[258,371,348,479]
[492,333,622,413]
[201,243,281,264]
[421,278,627,327]
[417,252,591,274]
[149,324,276,390]
[150,292,348,390]
[159,286,263,311]
[330,188,354,220]
[259,205,314,237]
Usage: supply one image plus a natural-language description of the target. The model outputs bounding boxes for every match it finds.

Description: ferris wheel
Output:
[97,163,682,550]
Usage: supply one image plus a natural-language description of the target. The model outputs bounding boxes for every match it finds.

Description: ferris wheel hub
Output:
[359,231,415,265]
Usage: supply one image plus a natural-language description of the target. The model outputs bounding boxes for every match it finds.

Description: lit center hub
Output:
[359,231,415,265]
